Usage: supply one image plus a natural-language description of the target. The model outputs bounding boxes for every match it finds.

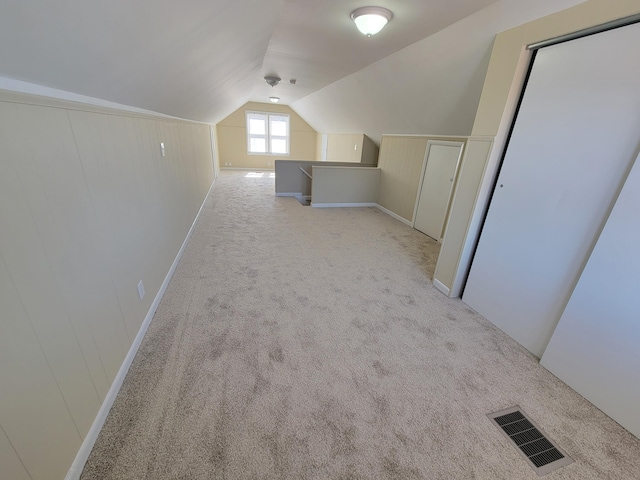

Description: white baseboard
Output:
[433,278,451,297]
[312,202,376,208]
[374,204,413,226]
[220,167,275,171]
[65,179,216,480]
[275,192,303,197]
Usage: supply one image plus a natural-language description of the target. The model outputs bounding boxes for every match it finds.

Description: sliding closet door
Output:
[463,22,640,357]
[540,152,640,438]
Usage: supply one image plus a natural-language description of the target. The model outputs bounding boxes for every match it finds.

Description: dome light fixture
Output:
[350,6,393,37]
[264,75,281,87]
[269,96,280,103]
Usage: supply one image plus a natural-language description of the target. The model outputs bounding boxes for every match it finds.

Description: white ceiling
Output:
[0,0,587,130]
[0,0,508,123]
[292,0,588,142]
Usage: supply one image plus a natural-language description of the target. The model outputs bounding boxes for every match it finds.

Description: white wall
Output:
[0,89,214,480]
[291,0,586,145]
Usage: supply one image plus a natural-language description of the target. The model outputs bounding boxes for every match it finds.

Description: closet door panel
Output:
[541,153,640,438]
[463,22,640,357]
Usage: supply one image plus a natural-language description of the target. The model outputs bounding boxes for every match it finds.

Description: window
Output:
[246,111,290,155]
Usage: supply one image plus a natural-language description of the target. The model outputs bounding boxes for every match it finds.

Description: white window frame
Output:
[246,111,290,156]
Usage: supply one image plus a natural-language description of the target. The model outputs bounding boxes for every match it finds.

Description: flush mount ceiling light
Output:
[264,75,281,87]
[269,96,280,103]
[350,6,393,37]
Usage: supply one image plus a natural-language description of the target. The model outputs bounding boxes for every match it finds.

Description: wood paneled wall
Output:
[377,135,466,223]
[376,136,429,222]
[0,91,214,480]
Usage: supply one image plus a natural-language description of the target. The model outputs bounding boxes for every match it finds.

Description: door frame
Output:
[412,140,465,241]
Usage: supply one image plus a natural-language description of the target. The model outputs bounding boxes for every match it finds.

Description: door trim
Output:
[412,140,465,240]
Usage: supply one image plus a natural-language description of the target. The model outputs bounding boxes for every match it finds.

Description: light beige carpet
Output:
[81,170,640,479]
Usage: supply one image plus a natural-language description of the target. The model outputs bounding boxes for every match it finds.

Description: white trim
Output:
[246,110,290,156]
[311,202,376,208]
[381,134,468,139]
[433,278,451,297]
[246,152,290,157]
[275,192,303,197]
[221,167,276,171]
[374,204,412,226]
[321,133,328,161]
[312,166,379,171]
[0,76,205,123]
[412,140,465,229]
[449,138,495,298]
[65,179,216,480]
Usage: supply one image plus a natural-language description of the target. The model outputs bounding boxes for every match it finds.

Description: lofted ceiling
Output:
[0,0,587,130]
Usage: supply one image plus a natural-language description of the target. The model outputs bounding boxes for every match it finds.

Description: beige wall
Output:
[317,133,379,164]
[434,138,493,294]
[361,135,379,166]
[326,134,363,163]
[0,90,214,480]
[377,135,466,223]
[316,132,325,161]
[217,101,317,169]
[377,136,428,222]
[472,0,640,137]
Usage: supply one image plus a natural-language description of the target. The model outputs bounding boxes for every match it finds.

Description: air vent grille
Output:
[488,406,573,476]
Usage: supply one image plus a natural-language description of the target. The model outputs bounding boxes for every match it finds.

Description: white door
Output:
[414,141,464,240]
[540,151,640,438]
[463,22,640,358]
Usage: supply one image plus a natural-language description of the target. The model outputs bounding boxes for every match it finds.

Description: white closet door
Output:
[463,22,640,357]
[414,141,463,240]
[540,152,640,439]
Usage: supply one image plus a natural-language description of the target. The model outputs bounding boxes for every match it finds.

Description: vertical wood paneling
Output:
[66,111,136,361]
[0,255,81,480]
[0,104,100,437]
[0,425,31,480]
[376,136,428,221]
[377,135,468,223]
[434,139,492,294]
[33,111,113,401]
[0,91,214,479]
[326,134,362,162]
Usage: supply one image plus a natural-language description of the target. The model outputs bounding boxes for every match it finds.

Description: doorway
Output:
[413,140,464,241]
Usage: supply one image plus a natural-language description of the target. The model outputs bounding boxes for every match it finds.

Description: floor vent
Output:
[488,406,573,476]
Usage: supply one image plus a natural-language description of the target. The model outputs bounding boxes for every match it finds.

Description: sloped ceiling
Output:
[292,0,588,142]
[0,0,586,131]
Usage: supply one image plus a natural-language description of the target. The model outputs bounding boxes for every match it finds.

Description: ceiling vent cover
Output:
[488,406,573,476]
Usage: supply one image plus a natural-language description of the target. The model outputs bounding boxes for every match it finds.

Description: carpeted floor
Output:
[81,170,640,479]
